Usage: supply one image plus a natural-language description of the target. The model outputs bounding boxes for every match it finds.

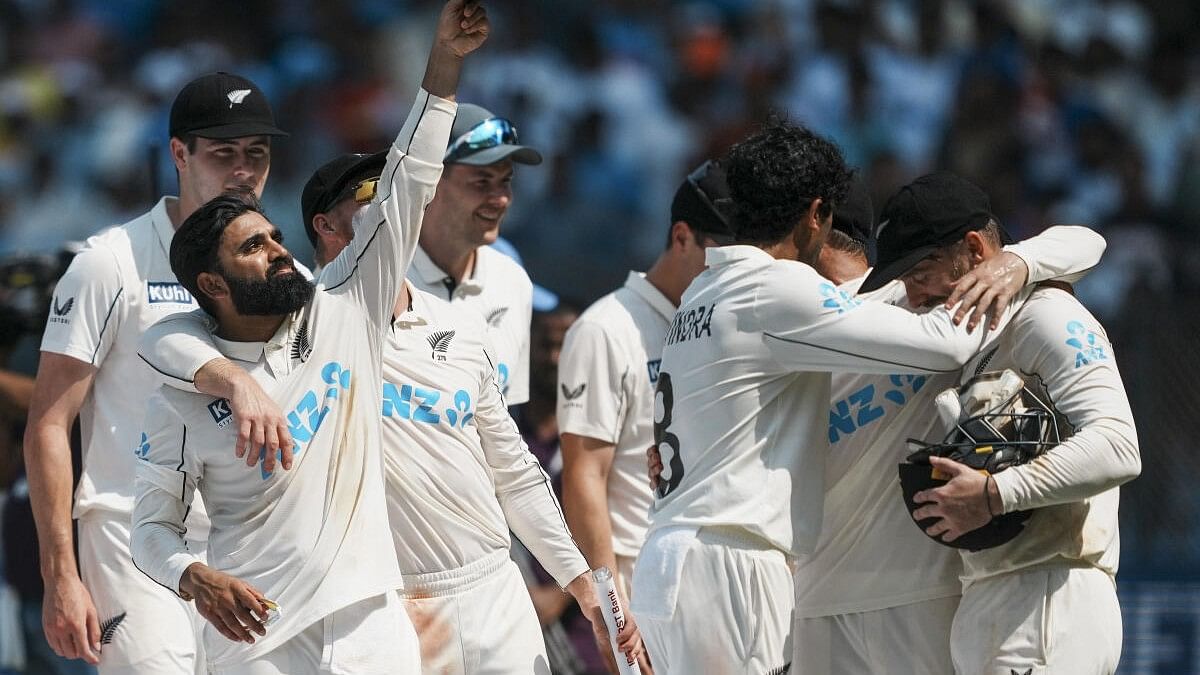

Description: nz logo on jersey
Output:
[818,282,861,314]
[646,359,662,384]
[290,321,313,363]
[208,398,234,429]
[1066,320,1108,369]
[261,362,352,479]
[49,295,74,324]
[428,330,455,361]
[486,307,508,327]
[146,282,194,305]
[99,612,127,645]
[382,383,475,428]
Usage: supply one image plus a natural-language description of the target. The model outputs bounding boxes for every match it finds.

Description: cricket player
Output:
[129,4,487,671]
[628,120,1026,673]
[558,159,734,603]
[863,174,1140,674]
[23,69,287,672]
[790,173,1108,675]
[149,151,645,673]
[407,102,541,405]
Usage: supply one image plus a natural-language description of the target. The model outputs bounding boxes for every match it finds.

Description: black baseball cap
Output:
[858,172,1008,293]
[169,72,288,140]
[445,104,542,166]
[671,159,735,244]
[832,174,873,249]
[300,151,388,245]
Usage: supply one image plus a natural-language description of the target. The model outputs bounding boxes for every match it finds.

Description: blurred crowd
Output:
[0,0,1197,310]
[0,0,1199,671]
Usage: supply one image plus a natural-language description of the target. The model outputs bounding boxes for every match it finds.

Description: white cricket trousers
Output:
[207,591,419,675]
[78,512,205,674]
[792,595,958,675]
[951,566,1122,675]
[634,526,793,674]
[400,549,550,674]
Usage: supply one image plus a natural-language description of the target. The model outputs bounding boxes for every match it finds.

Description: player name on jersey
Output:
[664,302,715,346]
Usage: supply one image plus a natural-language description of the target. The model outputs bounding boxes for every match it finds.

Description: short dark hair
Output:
[825,227,868,260]
[724,117,852,244]
[170,192,265,314]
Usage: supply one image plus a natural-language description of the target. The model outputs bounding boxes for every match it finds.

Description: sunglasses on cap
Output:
[444,117,519,163]
[333,178,379,207]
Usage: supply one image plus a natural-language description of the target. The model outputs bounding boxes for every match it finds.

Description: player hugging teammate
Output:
[22,2,1138,674]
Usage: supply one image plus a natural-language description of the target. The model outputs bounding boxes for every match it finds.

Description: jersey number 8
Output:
[654,372,685,499]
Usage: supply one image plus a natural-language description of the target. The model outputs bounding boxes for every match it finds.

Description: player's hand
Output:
[229,374,293,473]
[435,0,489,58]
[179,563,270,644]
[945,250,1028,332]
[42,573,101,663]
[569,574,648,674]
[912,456,998,542]
[646,444,663,491]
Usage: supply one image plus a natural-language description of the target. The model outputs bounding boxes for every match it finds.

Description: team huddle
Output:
[21,1,1140,674]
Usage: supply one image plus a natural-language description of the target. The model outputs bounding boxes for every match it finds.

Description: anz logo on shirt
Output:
[818,282,861,314]
[828,374,927,444]
[382,382,475,429]
[260,361,352,479]
[497,363,510,394]
[1066,320,1108,369]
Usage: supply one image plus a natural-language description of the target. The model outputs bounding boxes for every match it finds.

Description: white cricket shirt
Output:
[39,197,208,533]
[408,244,532,404]
[130,88,453,666]
[556,271,675,558]
[383,285,588,588]
[794,225,1109,616]
[960,286,1139,585]
[648,245,1004,557]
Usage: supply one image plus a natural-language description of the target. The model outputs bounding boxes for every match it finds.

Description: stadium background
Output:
[0,0,1197,672]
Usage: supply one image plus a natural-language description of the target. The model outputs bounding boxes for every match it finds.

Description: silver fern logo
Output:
[486,306,508,327]
[100,611,127,645]
[428,330,455,361]
[290,321,312,362]
[226,89,252,107]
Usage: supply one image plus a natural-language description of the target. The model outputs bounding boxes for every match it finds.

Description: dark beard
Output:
[223,262,315,316]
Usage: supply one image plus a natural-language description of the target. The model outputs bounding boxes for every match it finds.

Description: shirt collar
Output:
[211,312,295,363]
[411,245,486,294]
[704,244,775,268]
[150,196,178,259]
[623,271,677,321]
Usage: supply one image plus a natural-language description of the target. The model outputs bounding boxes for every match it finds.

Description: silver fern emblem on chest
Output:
[428,330,455,361]
[486,307,508,327]
[291,321,313,362]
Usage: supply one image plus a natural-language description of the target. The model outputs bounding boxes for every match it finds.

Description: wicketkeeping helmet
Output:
[898,369,1062,551]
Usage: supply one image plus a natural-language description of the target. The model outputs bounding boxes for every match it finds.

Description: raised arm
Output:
[319,0,487,331]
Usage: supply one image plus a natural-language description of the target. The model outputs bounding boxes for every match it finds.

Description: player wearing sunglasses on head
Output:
[407,104,543,406]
